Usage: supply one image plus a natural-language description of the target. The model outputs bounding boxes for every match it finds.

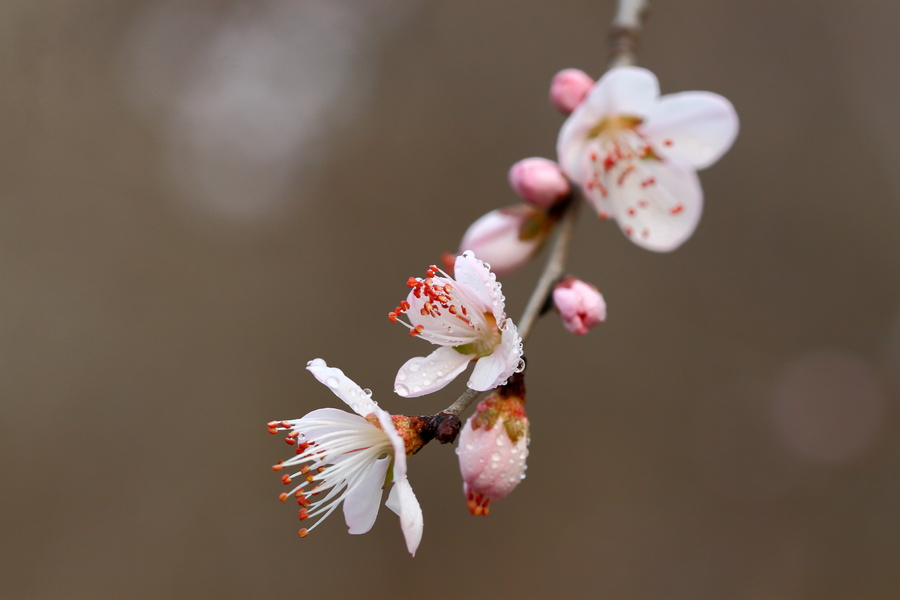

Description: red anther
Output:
[267,421,279,428]
[268,427,278,435]
[670,204,684,215]
[298,528,309,538]
[295,490,305,498]
[305,474,315,483]
[617,164,635,186]
[460,305,467,315]
[300,465,311,475]
[297,497,311,507]
[281,474,292,484]
[590,151,598,161]
[401,301,410,311]
[280,422,292,429]
[664,139,673,146]
[443,284,452,294]
[627,207,636,216]
[624,226,634,237]
[448,305,458,314]
[317,467,325,473]
[409,325,424,337]
[288,431,300,438]
[279,492,289,502]
[436,295,450,304]
[407,277,418,288]
[413,287,421,298]
[598,211,608,221]
[272,461,284,471]
[640,177,656,188]
[296,442,309,452]
[285,437,296,445]
[586,180,594,190]
[388,312,398,322]
[298,509,309,521]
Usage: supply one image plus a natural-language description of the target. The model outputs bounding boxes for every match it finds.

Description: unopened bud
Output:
[458,204,548,277]
[552,277,606,335]
[549,68,594,114]
[457,371,529,516]
[508,157,570,208]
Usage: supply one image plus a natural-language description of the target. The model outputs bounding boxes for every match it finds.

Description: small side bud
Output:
[508,157,570,208]
[458,204,548,277]
[457,371,529,516]
[552,277,607,335]
[549,68,594,114]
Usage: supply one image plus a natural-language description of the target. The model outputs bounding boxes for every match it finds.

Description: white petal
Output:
[394,346,473,398]
[342,456,390,535]
[641,91,739,170]
[606,158,703,252]
[452,252,496,313]
[306,359,378,417]
[558,66,660,180]
[385,478,424,556]
[467,324,522,391]
[373,406,407,483]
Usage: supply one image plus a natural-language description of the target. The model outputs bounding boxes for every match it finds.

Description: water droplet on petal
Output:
[408,362,421,373]
[412,385,422,393]
[466,443,475,451]
[422,378,432,387]
[491,451,502,462]
[520,473,527,480]
[363,388,372,397]
[397,371,407,381]
[436,370,444,377]
[496,436,505,447]
[395,383,410,396]
[454,447,461,455]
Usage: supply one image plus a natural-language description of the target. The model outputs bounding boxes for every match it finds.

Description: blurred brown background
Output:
[2,1,899,598]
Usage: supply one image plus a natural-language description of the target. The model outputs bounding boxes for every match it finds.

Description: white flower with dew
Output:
[557,66,738,251]
[268,358,423,556]
[389,251,524,398]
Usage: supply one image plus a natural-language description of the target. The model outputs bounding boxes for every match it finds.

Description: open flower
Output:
[557,66,738,251]
[268,359,423,555]
[389,251,524,397]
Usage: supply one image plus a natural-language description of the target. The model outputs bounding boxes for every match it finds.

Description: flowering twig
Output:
[608,0,648,68]
[442,191,581,417]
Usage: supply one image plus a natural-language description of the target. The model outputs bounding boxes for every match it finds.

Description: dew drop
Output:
[520,473,527,480]
[436,370,444,377]
[422,378,432,387]
[412,385,422,393]
[496,436,505,447]
[397,371,407,382]
[395,383,410,397]
[362,388,372,397]
[491,451,502,462]
[326,377,339,389]
[466,443,475,451]
[408,362,421,373]
[454,447,461,455]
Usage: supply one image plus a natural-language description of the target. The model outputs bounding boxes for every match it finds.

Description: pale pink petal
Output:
[385,477,424,556]
[558,66,659,180]
[342,456,390,534]
[394,346,473,398]
[641,91,739,170]
[458,206,540,278]
[306,359,378,417]
[373,406,408,482]
[452,251,496,313]
[467,324,522,391]
[606,158,703,252]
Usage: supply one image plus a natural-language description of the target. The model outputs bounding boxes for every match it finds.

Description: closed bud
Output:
[458,204,549,277]
[456,371,529,516]
[549,68,594,114]
[553,277,606,335]
[508,157,570,208]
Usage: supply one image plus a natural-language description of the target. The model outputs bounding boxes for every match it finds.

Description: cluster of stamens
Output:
[268,421,324,537]
[388,265,477,340]
[584,127,683,237]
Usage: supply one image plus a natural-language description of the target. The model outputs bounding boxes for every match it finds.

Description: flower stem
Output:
[608,0,649,68]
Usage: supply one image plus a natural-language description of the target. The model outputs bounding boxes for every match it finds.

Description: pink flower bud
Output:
[458,204,547,277]
[549,68,595,114]
[456,373,529,516]
[552,277,607,335]
[508,157,570,208]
